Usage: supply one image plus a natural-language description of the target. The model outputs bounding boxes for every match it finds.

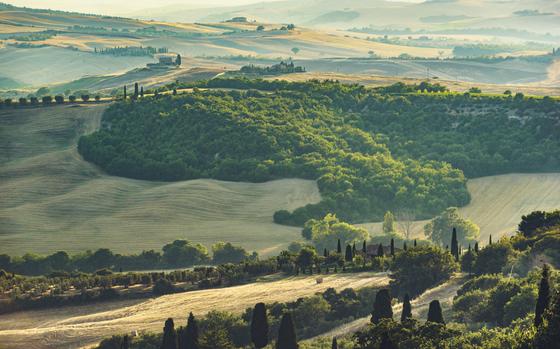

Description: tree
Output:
[55,95,64,104]
[380,332,397,349]
[296,246,317,269]
[371,289,393,324]
[403,242,407,251]
[251,302,269,348]
[185,312,199,349]
[337,239,342,254]
[401,293,412,322]
[489,235,492,245]
[134,83,139,99]
[474,242,479,253]
[291,47,300,55]
[162,318,178,349]
[397,209,416,240]
[323,248,328,257]
[123,85,127,100]
[424,207,479,247]
[472,239,515,275]
[304,214,368,252]
[362,241,367,254]
[257,25,265,31]
[140,86,144,97]
[451,228,459,262]
[352,242,357,257]
[377,244,384,257]
[390,238,395,257]
[345,245,353,262]
[176,54,182,66]
[535,264,551,327]
[212,242,248,264]
[121,335,129,349]
[534,289,560,348]
[383,211,397,236]
[427,300,444,324]
[277,312,298,349]
[460,249,476,275]
[331,337,338,349]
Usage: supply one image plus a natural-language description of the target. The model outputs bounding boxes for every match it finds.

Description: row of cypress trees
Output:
[153,303,298,349]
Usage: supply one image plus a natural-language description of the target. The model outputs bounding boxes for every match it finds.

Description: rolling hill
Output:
[2,94,560,257]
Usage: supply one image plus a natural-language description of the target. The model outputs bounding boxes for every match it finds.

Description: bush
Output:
[18,97,27,105]
[54,95,64,104]
[69,95,77,103]
[42,96,52,104]
[81,95,90,102]
[473,240,517,275]
[30,97,38,105]
[153,278,176,295]
[95,95,101,102]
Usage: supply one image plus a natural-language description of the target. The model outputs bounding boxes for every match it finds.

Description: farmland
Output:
[0,272,389,349]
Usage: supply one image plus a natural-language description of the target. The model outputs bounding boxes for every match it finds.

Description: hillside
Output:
[0,104,320,256]
[0,272,389,349]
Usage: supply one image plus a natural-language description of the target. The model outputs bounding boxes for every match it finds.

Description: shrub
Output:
[69,95,77,103]
[30,97,38,105]
[54,95,64,104]
[153,278,176,295]
[18,97,27,105]
[42,96,52,104]
[81,95,90,102]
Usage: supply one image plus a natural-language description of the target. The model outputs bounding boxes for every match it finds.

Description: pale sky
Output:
[4,0,285,16]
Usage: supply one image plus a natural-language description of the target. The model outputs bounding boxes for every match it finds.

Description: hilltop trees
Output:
[78,81,471,225]
[424,207,479,247]
[302,214,368,253]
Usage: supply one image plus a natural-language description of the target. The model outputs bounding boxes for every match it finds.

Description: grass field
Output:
[0,272,389,349]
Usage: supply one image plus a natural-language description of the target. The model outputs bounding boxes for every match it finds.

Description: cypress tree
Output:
[377,243,384,257]
[134,82,139,99]
[371,289,393,324]
[345,244,353,262]
[352,242,357,257]
[414,239,417,247]
[451,228,459,261]
[390,238,395,257]
[362,240,367,254]
[173,88,177,96]
[380,332,397,349]
[161,318,178,349]
[534,287,560,348]
[535,264,551,327]
[251,302,269,348]
[489,234,492,245]
[121,335,129,349]
[403,241,407,251]
[277,312,298,349]
[323,248,328,258]
[474,242,479,253]
[427,300,444,324]
[337,239,342,254]
[331,337,338,349]
[185,312,198,349]
[123,85,127,100]
[401,293,412,322]
[140,86,144,97]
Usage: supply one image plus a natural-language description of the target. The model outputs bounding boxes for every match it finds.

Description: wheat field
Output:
[0,272,389,349]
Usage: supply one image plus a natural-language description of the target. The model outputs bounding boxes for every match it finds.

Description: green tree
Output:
[380,332,397,349]
[291,47,300,55]
[371,289,393,324]
[451,228,459,261]
[345,245,353,262]
[277,312,298,349]
[162,318,178,349]
[377,244,384,257]
[337,239,342,254]
[176,54,182,66]
[383,211,397,236]
[331,337,337,349]
[251,302,269,348]
[535,264,551,327]
[212,242,248,264]
[427,300,444,324]
[296,246,317,269]
[401,294,412,322]
[534,289,560,348]
[305,214,368,253]
[390,238,395,257]
[472,239,516,275]
[122,334,129,349]
[163,240,210,267]
[424,207,480,247]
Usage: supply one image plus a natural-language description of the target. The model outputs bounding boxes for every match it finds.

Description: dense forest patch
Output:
[78,79,560,225]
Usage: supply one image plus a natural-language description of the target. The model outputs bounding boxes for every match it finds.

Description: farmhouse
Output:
[147,54,182,69]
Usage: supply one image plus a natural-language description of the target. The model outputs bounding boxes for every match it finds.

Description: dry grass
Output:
[0,272,389,349]
[0,104,321,257]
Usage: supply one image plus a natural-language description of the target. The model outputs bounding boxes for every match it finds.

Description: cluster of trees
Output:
[238,61,305,76]
[0,94,100,107]
[0,240,254,276]
[79,80,470,225]
[93,46,168,57]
